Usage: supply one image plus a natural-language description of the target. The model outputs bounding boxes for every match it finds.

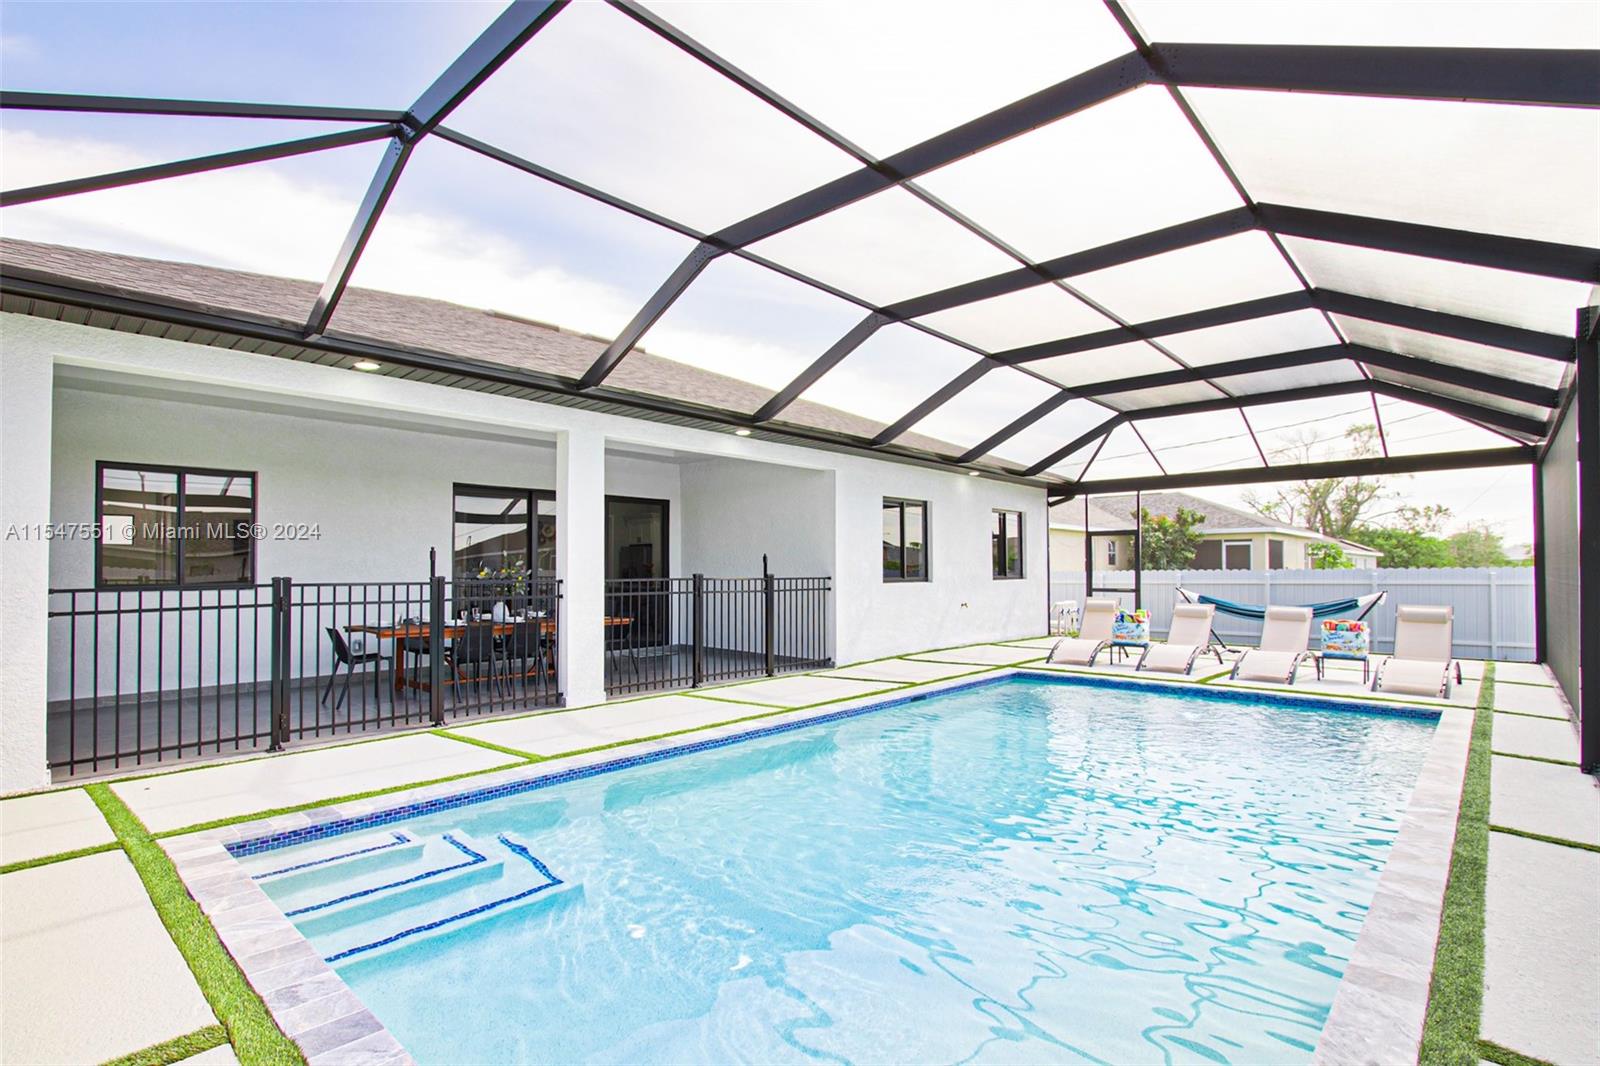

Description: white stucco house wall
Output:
[0,241,1051,792]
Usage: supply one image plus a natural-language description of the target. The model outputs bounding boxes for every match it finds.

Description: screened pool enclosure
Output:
[1,0,1596,770]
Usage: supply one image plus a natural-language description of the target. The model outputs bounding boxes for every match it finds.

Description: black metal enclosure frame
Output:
[4,2,1597,770]
[2,0,1595,489]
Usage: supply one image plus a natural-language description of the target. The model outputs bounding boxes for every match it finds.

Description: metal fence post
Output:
[764,572,776,677]
[429,576,445,725]
[692,573,705,688]
[269,577,292,750]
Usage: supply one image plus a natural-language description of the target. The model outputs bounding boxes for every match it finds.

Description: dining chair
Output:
[321,626,384,710]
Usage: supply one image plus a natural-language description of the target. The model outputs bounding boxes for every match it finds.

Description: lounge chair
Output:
[1372,605,1462,698]
[1230,606,1313,685]
[1137,603,1223,675]
[1048,598,1118,666]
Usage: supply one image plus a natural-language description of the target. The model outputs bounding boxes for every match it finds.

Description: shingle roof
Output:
[0,238,963,457]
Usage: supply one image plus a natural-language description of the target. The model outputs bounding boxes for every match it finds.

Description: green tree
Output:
[1140,506,1204,570]
[1350,525,1454,569]
[1307,541,1353,569]
[1446,523,1511,567]
[1243,424,1451,539]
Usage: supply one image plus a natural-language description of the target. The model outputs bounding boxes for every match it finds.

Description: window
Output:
[453,484,555,581]
[992,510,1023,578]
[1268,538,1285,570]
[96,463,255,587]
[1223,540,1253,570]
[882,498,928,581]
[1105,538,1118,567]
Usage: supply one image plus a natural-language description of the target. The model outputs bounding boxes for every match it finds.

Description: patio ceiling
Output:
[2,0,1597,493]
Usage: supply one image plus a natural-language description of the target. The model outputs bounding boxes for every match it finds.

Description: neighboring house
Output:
[1049,492,1381,572]
[0,240,1050,792]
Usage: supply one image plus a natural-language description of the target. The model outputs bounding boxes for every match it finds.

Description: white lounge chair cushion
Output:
[1141,643,1199,674]
[1375,657,1450,697]
[1048,638,1106,666]
[1234,650,1303,683]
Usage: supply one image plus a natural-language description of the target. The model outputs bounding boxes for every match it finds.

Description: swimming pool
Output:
[236,675,1437,1064]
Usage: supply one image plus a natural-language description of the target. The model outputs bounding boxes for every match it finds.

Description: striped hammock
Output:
[1176,588,1386,622]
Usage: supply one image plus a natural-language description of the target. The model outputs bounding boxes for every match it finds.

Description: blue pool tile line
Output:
[251,831,410,880]
[227,670,1436,859]
[284,834,486,918]
[322,833,563,964]
[1011,669,1444,721]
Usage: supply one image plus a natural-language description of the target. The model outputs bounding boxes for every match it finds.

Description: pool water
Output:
[239,676,1436,1064]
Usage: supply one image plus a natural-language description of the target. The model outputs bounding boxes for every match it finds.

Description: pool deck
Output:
[1,638,1592,1065]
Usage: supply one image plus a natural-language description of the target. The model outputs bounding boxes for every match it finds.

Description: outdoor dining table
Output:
[347,617,633,692]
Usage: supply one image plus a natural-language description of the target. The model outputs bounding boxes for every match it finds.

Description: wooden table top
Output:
[348,617,631,639]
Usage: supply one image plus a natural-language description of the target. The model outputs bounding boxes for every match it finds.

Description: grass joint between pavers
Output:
[1488,824,1600,855]
[85,784,303,1066]
[0,839,120,876]
[429,727,544,763]
[1418,663,1493,1066]
[101,1024,228,1066]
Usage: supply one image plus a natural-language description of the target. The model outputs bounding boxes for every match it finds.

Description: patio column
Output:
[0,348,54,792]
[556,427,606,707]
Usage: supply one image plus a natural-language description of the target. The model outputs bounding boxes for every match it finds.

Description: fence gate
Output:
[604,574,831,696]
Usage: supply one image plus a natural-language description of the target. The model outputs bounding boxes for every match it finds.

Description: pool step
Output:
[283,831,573,965]
[245,831,423,894]
[255,833,470,914]
[290,835,505,936]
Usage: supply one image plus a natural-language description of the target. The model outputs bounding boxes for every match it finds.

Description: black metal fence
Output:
[47,576,561,777]
[605,574,831,695]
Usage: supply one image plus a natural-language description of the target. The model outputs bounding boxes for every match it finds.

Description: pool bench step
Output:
[306,832,573,965]
[247,832,424,895]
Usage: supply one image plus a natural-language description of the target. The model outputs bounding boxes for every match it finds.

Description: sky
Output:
[0,1,1585,545]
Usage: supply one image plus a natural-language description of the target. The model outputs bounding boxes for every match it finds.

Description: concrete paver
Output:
[0,851,217,1064]
[1482,834,1600,1065]
[113,733,515,834]
[822,658,993,684]
[452,696,766,757]
[1490,756,1600,846]
[1491,714,1580,763]
[907,643,1048,666]
[182,1042,241,1064]
[1491,681,1568,719]
[0,786,116,866]
[692,673,900,708]
[1485,662,1553,686]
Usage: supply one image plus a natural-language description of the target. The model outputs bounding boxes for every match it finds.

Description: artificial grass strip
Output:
[1478,1037,1557,1066]
[84,785,302,1066]
[1490,750,1580,768]
[1418,663,1494,1066]
[155,761,526,838]
[0,840,120,876]
[1491,709,1569,721]
[429,728,544,763]
[102,1024,227,1066]
[1489,824,1600,854]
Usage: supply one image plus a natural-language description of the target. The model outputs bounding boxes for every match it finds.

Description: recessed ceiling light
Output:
[352,360,381,371]
[734,428,752,436]
[967,470,981,477]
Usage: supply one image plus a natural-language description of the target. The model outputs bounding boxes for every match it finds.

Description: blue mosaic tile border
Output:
[323,832,563,964]
[1010,669,1444,721]
[227,670,1437,859]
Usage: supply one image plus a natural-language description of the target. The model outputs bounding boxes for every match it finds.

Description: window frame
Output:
[991,509,1024,580]
[94,460,258,590]
[882,497,930,583]
[1222,539,1254,570]
[1105,537,1118,567]
[452,483,555,581]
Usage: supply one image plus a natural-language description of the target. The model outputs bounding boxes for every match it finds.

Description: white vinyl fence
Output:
[1048,568,1535,662]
